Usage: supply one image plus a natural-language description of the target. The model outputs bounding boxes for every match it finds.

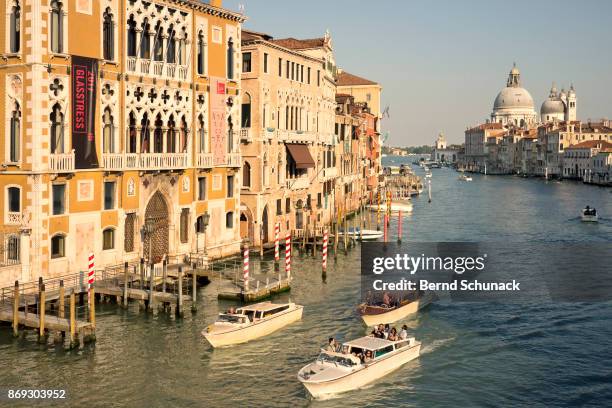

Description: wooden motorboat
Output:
[358,292,434,326]
[338,228,384,241]
[202,301,303,347]
[581,206,598,222]
[298,336,421,399]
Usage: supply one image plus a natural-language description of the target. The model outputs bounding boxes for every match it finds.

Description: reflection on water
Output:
[0,158,611,407]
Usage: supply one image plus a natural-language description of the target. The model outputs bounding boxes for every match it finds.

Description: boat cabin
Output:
[320,336,416,366]
[233,302,291,322]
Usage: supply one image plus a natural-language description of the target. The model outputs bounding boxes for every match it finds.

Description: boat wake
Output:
[420,337,456,355]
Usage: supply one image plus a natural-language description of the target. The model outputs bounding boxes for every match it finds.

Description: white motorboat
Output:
[358,291,435,326]
[202,301,303,347]
[366,201,413,213]
[458,174,472,181]
[298,336,421,399]
[581,206,598,222]
[338,228,384,241]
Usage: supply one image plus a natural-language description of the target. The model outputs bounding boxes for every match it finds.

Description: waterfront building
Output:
[490,64,537,127]
[590,148,612,186]
[431,132,459,164]
[0,0,245,286]
[562,140,612,181]
[464,123,505,171]
[239,30,337,245]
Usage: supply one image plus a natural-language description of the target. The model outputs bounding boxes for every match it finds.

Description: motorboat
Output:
[366,201,413,213]
[338,228,384,241]
[458,173,472,181]
[358,291,434,326]
[581,206,598,222]
[298,336,421,399]
[202,301,303,347]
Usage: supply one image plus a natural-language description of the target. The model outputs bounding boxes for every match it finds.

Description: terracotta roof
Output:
[599,148,612,153]
[566,140,612,150]
[337,71,378,86]
[242,29,273,42]
[271,37,325,50]
[466,122,504,132]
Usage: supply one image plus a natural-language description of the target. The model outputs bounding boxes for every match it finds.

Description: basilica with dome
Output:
[490,64,576,127]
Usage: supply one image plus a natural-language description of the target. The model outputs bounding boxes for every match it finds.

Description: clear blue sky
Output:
[224,0,612,146]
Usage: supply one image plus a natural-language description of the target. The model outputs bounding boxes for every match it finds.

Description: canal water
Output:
[1,156,611,407]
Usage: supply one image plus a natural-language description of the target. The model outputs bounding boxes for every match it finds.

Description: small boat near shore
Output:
[366,201,413,213]
[581,206,598,222]
[338,228,384,241]
[358,291,434,326]
[298,336,421,399]
[459,174,472,181]
[202,301,303,347]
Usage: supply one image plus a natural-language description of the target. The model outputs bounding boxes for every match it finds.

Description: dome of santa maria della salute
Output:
[490,64,537,127]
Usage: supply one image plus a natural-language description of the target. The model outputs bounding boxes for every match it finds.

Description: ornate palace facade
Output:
[0,0,245,286]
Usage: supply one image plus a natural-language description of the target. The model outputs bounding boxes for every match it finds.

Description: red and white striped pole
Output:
[243,244,250,291]
[88,252,95,303]
[274,223,280,263]
[285,233,291,279]
[397,210,402,244]
[322,228,329,273]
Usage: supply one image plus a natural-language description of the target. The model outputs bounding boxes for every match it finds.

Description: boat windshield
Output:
[217,314,246,324]
[317,352,359,367]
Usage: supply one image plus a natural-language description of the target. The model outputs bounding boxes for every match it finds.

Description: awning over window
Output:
[286,143,315,169]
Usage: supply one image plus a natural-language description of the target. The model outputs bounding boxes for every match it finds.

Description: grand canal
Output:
[1,157,611,407]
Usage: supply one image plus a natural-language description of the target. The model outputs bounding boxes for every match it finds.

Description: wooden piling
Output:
[313,219,317,257]
[12,281,19,337]
[148,263,154,311]
[59,280,65,319]
[89,285,96,330]
[69,291,77,348]
[191,271,197,313]
[123,262,129,307]
[39,284,46,342]
[162,259,167,293]
[177,267,183,317]
[140,258,145,289]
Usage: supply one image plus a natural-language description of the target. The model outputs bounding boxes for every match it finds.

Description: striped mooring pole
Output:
[274,223,280,263]
[243,244,250,291]
[88,252,95,292]
[285,233,291,279]
[322,228,329,273]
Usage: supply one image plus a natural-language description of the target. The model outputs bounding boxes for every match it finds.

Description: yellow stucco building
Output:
[0,0,245,286]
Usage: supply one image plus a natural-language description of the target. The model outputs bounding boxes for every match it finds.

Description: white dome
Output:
[493,87,535,111]
[540,99,565,115]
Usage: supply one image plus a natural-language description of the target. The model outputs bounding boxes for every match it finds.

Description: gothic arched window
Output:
[178,28,187,65]
[153,21,163,61]
[127,15,137,57]
[166,25,176,64]
[197,31,205,75]
[198,114,206,153]
[9,102,21,162]
[10,1,20,53]
[103,108,114,153]
[50,103,64,153]
[50,1,63,53]
[242,161,251,187]
[180,116,188,152]
[140,18,150,59]
[103,8,114,60]
[227,38,234,79]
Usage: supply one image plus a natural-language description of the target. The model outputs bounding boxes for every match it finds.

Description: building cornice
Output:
[242,39,322,64]
[174,0,247,23]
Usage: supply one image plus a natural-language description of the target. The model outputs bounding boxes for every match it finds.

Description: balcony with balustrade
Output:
[240,128,252,143]
[196,152,214,168]
[49,150,75,173]
[102,152,189,171]
[126,57,190,82]
[286,176,310,190]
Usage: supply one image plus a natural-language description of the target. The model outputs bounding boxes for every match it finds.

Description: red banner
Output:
[71,55,99,168]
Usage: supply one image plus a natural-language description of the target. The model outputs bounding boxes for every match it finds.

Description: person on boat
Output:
[371,324,385,339]
[226,307,236,314]
[382,292,391,307]
[388,327,398,341]
[363,350,373,363]
[326,338,338,352]
[341,345,350,355]
[399,324,408,340]
[383,324,391,338]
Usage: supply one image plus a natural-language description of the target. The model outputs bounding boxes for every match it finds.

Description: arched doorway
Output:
[240,205,254,244]
[261,205,269,243]
[144,191,169,263]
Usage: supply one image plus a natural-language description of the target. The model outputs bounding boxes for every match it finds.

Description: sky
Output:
[223,0,612,146]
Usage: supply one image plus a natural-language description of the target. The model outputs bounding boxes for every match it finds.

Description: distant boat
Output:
[366,201,413,213]
[581,206,598,222]
[338,228,384,241]
[459,174,472,181]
